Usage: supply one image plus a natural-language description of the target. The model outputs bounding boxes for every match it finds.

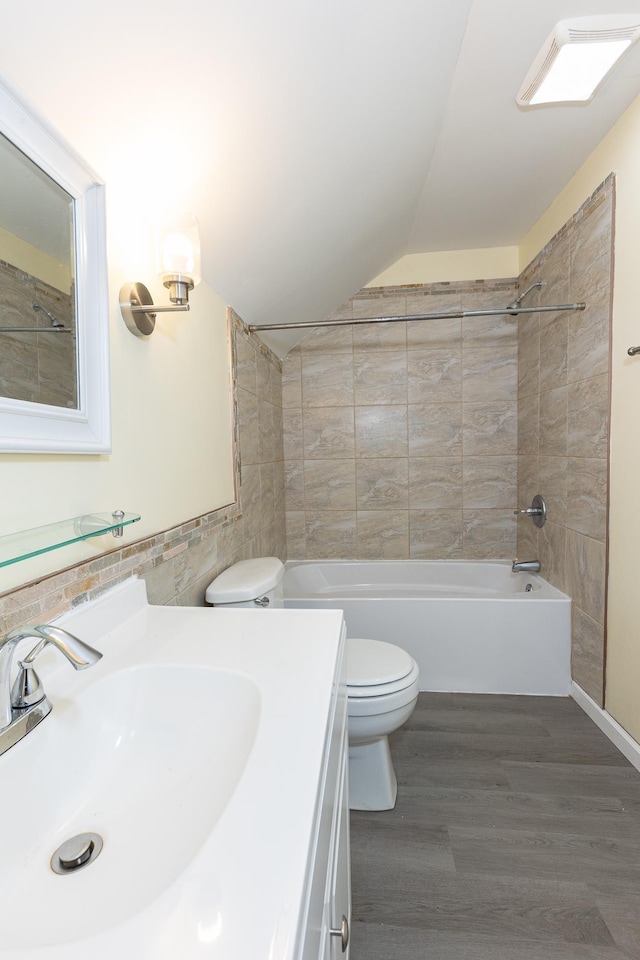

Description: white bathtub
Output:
[283,560,571,696]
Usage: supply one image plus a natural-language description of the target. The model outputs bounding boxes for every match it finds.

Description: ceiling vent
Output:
[517,15,640,106]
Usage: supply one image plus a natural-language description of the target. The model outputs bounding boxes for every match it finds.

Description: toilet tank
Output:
[205,557,285,608]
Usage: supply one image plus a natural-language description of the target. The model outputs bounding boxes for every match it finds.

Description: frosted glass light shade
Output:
[154,212,201,288]
[530,39,630,103]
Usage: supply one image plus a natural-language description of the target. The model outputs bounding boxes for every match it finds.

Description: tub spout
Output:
[512,559,541,574]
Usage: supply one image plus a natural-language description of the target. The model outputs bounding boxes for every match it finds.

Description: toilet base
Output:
[348,736,397,811]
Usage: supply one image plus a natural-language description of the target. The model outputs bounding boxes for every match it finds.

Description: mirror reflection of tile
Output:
[0,260,76,408]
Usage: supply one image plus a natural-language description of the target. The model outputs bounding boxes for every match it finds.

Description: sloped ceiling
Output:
[2,0,640,356]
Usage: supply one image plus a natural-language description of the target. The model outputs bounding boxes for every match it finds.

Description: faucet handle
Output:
[513,494,546,528]
[11,661,44,709]
[11,636,58,709]
[9,627,102,710]
[19,637,48,666]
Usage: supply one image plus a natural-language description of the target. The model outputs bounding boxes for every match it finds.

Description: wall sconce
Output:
[120,212,202,338]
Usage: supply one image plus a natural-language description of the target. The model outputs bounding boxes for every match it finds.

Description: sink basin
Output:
[0,663,260,948]
[0,577,345,960]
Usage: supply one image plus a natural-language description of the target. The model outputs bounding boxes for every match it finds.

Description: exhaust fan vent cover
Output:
[519,39,560,105]
[566,24,640,43]
[517,15,640,106]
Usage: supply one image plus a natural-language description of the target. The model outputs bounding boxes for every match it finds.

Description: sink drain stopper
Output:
[51,832,103,874]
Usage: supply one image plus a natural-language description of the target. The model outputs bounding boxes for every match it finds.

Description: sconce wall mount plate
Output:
[120,282,157,338]
[119,282,191,338]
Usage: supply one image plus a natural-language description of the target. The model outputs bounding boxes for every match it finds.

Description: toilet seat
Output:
[347,638,419,698]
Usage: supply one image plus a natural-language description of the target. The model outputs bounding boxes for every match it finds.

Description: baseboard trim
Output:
[571,681,640,774]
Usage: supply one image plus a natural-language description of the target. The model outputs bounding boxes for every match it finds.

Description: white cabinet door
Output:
[328,728,351,960]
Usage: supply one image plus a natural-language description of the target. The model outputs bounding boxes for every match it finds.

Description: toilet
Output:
[205,557,420,811]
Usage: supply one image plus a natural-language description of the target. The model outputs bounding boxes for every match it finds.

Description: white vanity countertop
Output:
[0,577,346,960]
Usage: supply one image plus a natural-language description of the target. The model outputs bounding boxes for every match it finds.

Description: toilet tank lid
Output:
[206,557,284,603]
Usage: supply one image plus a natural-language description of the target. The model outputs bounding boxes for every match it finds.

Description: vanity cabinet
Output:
[298,627,351,960]
[1,581,349,960]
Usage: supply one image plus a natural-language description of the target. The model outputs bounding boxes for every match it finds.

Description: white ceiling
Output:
[2,0,640,355]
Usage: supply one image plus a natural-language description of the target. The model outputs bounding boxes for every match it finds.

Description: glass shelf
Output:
[0,512,141,569]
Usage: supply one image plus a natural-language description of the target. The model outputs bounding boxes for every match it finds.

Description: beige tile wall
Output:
[516,176,613,707]
[0,312,286,626]
[0,260,76,407]
[283,181,612,704]
[283,279,520,560]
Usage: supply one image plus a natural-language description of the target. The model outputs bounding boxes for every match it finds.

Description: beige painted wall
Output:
[368,247,520,287]
[0,224,72,293]
[520,93,640,741]
[2,314,286,623]
[1,190,235,594]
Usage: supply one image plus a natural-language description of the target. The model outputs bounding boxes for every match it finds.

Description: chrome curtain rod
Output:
[0,327,71,334]
[249,302,585,332]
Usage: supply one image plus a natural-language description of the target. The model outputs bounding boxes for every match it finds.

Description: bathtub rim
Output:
[283,558,569,602]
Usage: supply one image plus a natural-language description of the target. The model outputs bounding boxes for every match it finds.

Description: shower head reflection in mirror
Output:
[32,302,65,330]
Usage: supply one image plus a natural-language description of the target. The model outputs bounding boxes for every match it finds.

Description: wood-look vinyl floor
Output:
[349,693,640,960]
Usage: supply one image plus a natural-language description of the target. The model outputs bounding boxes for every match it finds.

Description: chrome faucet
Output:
[0,624,102,757]
[511,559,541,574]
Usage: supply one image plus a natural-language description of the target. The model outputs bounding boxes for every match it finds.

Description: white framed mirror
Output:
[0,73,110,453]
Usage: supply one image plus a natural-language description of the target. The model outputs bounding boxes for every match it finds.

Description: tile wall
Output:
[0,312,286,627]
[516,176,613,706]
[0,260,76,407]
[283,279,520,560]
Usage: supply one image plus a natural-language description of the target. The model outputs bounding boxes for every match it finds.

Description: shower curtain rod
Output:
[249,301,586,332]
[0,327,71,334]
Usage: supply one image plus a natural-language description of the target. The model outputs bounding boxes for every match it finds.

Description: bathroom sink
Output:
[0,663,260,948]
[0,577,345,960]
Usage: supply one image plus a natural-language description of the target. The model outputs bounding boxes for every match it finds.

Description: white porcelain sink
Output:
[0,577,345,960]
[1,663,260,948]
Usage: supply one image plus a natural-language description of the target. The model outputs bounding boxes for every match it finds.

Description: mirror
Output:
[0,131,77,408]
[0,74,110,453]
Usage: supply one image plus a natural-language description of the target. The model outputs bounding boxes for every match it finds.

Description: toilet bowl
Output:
[205,558,420,811]
[346,637,419,810]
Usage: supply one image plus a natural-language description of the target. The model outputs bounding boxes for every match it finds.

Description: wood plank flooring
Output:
[349,693,640,959]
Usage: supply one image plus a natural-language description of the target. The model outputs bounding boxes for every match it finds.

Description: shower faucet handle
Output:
[513,494,546,528]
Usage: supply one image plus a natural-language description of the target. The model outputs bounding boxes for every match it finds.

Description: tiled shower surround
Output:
[516,177,613,706]
[282,279,521,561]
[2,180,612,705]
[0,259,76,407]
[282,178,612,703]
